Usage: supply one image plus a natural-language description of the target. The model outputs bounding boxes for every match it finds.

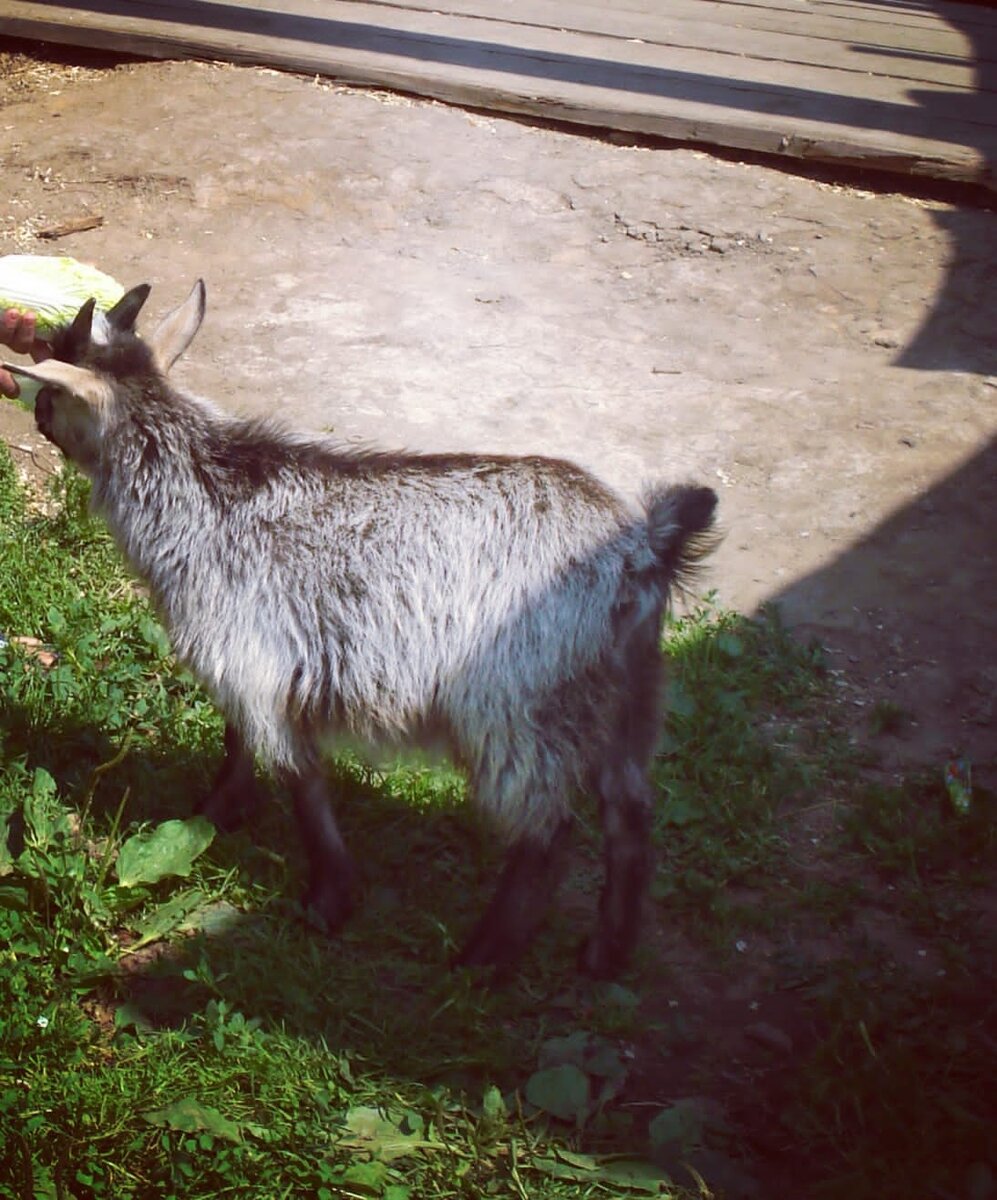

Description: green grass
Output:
[650,605,829,911]
[1,443,994,1200]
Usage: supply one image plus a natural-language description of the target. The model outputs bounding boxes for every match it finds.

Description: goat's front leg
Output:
[290,768,357,934]
[199,723,267,831]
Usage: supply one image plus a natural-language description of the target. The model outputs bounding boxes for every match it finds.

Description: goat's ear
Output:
[148,280,206,373]
[0,358,114,410]
[64,296,96,361]
[107,284,152,332]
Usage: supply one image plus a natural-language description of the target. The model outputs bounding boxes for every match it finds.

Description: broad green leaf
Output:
[114,1003,154,1034]
[178,898,243,937]
[242,1121,277,1143]
[339,1106,440,1162]
[482,1085,506,1123]
[648,1100,706,1153]
[67,949,116,991]
[596,1158,674,1193]
[554,1148,599,1170]
[32,767,57,801]
[143,1097,242,1144]
[524,1063,590,1123]
[116,818,214,887]
[23,769,71,849]
[539,1030,591,1065]
[0,884,30,911]
[138,614,172,657]
[532,1155,598,1183]
[125,889,206,952]
[337,1161,389,1193]
[716,632,744,658]
[0,816,13,874]
[538,1031,631,1098]
[583,1040,630,1082]
[533,1153,669,1193]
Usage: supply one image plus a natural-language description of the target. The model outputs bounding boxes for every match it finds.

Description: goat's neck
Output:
[95,392,229,585]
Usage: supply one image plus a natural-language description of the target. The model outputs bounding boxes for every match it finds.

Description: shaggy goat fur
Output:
[6,282,717,975]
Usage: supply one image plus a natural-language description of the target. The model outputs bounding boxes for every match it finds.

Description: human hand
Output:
[0,309,50,398]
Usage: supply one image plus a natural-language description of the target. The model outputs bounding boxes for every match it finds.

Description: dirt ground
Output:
[1,40,995,1193]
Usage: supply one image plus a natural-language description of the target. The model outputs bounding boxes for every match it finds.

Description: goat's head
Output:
[2,280,206,473]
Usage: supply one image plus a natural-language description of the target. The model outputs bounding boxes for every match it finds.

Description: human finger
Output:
[0,364,21,399]
[1,308,38,355]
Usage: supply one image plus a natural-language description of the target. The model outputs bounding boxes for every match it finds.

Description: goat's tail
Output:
[643,484,719,593]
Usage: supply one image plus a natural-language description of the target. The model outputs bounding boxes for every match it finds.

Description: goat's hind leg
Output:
[578,759,654,978]
[579,619,663,977]
[199,722,267,832]
[454,819,572,975]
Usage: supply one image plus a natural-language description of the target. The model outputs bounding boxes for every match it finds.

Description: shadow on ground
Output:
[900,0,997,370]
[772,433,997,773]
[767,1,996,778]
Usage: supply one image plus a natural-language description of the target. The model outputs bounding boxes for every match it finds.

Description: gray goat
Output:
[5,281,717,976]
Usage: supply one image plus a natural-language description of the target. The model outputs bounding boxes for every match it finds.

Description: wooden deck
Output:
[1,0,995,188]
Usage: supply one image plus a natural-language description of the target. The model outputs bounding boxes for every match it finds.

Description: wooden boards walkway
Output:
[1,0,995,188]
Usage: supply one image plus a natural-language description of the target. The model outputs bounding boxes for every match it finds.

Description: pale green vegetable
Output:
[0,254,124,337]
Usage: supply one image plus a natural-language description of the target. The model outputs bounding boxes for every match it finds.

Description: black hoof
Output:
[577,934,630,979]
[452,937,498,972]
[452,916,527,979]
[197,798,247,834]
[197,780,266,833]
[301,873,356,937]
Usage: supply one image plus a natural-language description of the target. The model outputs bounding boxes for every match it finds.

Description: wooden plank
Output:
[387,0,997,58]
[1,0,993,187]
[397,2,985,93]
[358,0,985,65]
[376,0,995,33]
[798,0,997,32]
[0,0,980,109]
[216,0,987,91]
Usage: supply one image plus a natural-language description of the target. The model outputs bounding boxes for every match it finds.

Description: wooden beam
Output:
[1,0,993,187]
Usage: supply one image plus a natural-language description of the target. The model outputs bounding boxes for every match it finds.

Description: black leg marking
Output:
[579,764,653,978]
[290,769,357,935]
[454,820,572,975]
[198,723,266,832]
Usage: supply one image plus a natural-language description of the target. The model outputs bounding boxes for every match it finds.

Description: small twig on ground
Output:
[36,214,104,239]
